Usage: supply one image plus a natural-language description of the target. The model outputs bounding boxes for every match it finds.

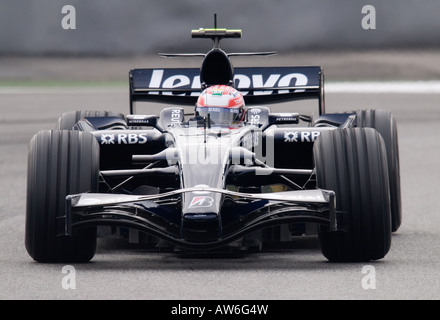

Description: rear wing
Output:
[129,66,325,115]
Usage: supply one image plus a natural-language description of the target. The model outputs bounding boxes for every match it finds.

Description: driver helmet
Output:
[195,85,245,125]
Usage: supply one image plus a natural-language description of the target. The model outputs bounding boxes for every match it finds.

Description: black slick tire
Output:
[314,128,392,262]
[56,110,125,130]
[355,109,402,232]
[25,130,99,262]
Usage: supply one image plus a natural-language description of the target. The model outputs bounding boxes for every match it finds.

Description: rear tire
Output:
[56,110,125,130]
[314,128,392,262]
[25,130,99,262]
[356,109,401,231]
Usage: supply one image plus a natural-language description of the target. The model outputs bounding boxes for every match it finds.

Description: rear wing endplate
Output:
[129,66,324,115]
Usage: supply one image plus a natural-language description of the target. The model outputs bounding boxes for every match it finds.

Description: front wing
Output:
[63,187,336,250]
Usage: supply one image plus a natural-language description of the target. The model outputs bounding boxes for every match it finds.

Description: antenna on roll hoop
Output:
[213,14,219,48]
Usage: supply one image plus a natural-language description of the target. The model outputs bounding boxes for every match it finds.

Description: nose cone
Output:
[182,191,222,218]
[181,190,222,242]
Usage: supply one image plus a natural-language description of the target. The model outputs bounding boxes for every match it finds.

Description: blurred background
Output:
[2,0,440,54]
[1,0,440,84]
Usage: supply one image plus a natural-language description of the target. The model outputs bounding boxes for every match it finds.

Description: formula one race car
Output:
[25,24,401,263]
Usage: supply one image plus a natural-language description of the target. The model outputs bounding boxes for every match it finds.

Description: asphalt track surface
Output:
[1,57,440,300]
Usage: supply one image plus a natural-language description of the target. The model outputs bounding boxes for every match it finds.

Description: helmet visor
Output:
[196,107,242,125]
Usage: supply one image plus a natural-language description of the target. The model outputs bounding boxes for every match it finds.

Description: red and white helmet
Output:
[196,85,245,125]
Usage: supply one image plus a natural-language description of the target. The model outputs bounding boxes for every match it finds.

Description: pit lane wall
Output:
[2,0,439,55]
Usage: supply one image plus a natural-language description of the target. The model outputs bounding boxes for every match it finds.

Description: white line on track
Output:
[0,87,128,95]
[1,81,440,95]
[325,81,440,94]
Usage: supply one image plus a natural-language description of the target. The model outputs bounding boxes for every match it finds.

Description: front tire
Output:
[314,128,392,262]
[355,109,402,232]
[25,130,99,262]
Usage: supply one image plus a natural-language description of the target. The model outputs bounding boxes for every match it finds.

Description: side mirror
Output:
[246,107,271,127]
[159,107,185,129]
